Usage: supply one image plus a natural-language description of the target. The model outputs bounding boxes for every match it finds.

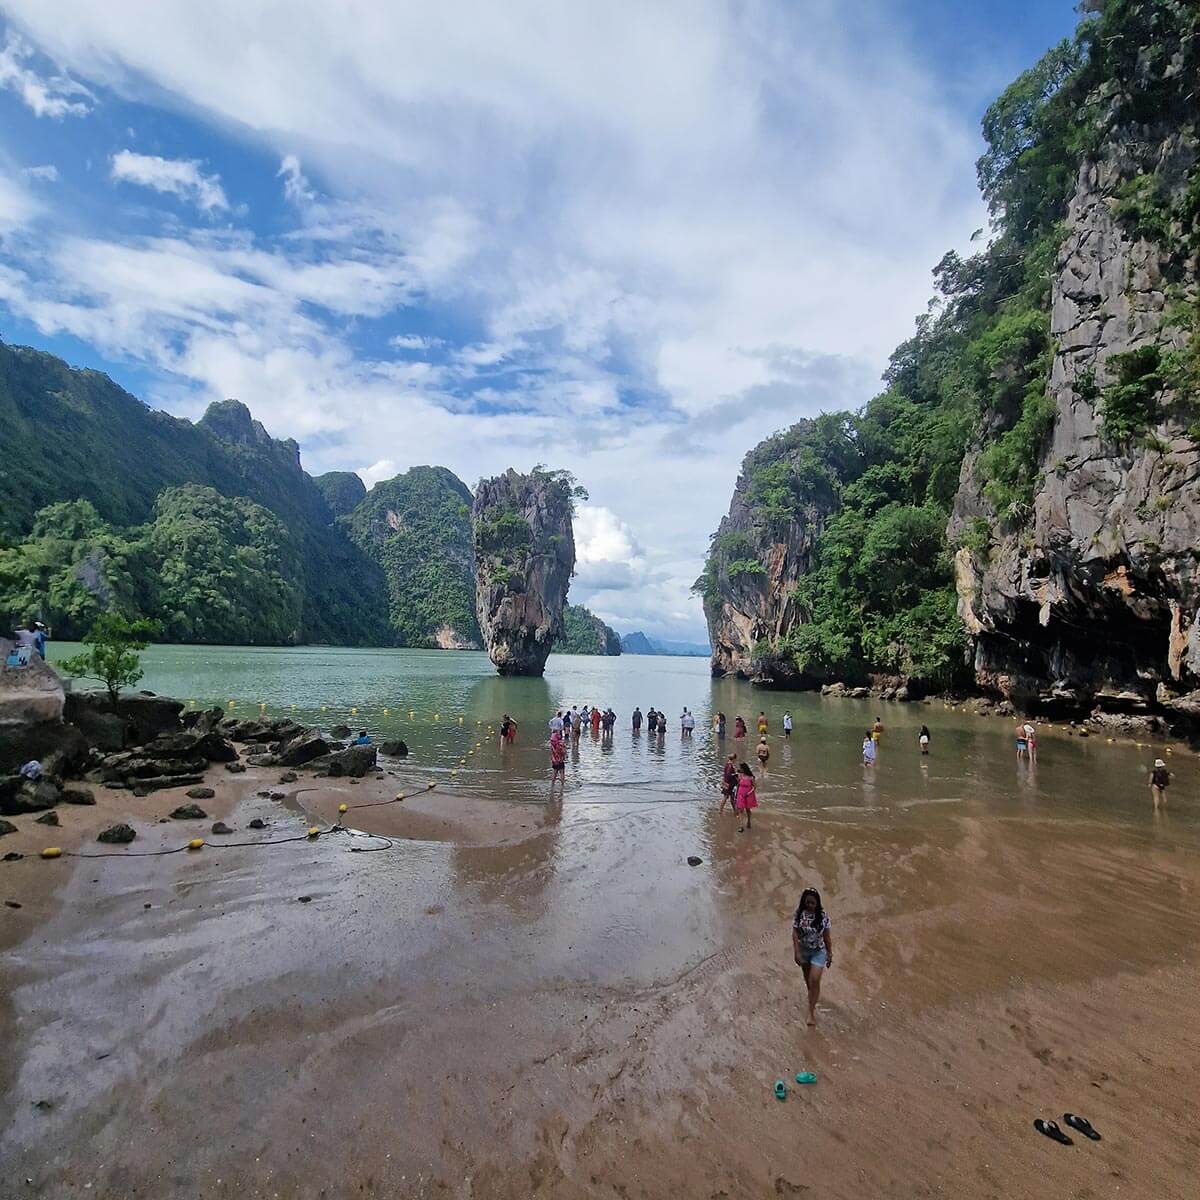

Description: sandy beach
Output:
[2,741,1198,1200]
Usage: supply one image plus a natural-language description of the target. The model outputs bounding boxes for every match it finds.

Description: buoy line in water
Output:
[34,783,443,861]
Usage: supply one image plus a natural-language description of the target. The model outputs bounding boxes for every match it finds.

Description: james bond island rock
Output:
[472,468,579,676]
[699,2,1200,712]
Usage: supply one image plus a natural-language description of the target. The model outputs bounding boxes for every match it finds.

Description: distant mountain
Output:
[619,631,710,657]
[558,605,621,655]
[0,340,389,644]
[345,466,480,649]
[620,631,655,654]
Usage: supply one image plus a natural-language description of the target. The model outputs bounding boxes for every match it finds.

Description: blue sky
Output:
[0,1,1080,640]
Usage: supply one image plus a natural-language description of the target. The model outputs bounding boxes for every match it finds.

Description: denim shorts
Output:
[799,945,828,968]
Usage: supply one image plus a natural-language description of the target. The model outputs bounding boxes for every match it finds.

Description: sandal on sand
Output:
[1063,1114,1101,1141]
[794,1072,817,1085]
[774,1080,787,1101]
[1034,1119,1072,1146]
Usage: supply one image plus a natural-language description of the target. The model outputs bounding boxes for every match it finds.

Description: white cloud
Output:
[110,150,228,212]
[0,0,1010,637]
[359,460,396,488]
[0,167,39,232]
[21,164,58,182]
[0,30,91,118]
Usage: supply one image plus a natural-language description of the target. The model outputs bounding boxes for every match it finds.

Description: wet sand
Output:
[2,743,1199,1198]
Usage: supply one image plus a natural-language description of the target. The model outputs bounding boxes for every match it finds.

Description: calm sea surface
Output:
[45,642,1198,843]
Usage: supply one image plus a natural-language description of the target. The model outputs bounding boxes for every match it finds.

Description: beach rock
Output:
[6,900,21,908]
[278,771,298,783]
[170,804,208,820]
[61,787,95,806]
[687,855,703,866]
[0,658,68,772]
[297,895,312,903]
[0,819,16,837]
[131,775,204,796]
[248,818,267,830]
[472,467,576,676]
[329,724,352,739]
[275,729,330,767]
[245,754,277,767]
[268,791,286,800]
[307,744,377,778]
[97,823,136,844]
[186,786,216,800]
[35,811,59,826]
[848,687,870,699]
[182,705,225,734]
[380,740,408,758]
[3,849,23,858]
[224,762,246,774]
[210,821,233,835]
[1,779,61,816]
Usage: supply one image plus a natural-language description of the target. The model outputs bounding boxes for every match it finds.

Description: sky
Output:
[0,0,1080,642]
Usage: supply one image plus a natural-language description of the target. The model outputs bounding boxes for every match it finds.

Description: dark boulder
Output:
[182,706,225,733]
[275,729,331,767]
[170,803,208,820]
[186,786,216,799]
[211,821,233,835]
[329,724,352,739]
[0,779,61,816]
[380,740,408,758]
[0,819,16,837]
[35,811,59,826]
[61,787,96,806]
[97,823,136,844]
[307,744,377,778]
[224,762,247,774]
[131,775,204,796]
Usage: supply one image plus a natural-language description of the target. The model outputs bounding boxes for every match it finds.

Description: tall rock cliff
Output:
[700,1,1200,712]
[950,7,1199,714]
[472,468,577,675]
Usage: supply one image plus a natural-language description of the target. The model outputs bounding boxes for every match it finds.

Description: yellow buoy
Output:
[434,713,440,721]
[321,705,328,711]
[1166,747,1174,754]
[307,826,320,839]
[459,716,464,724]
[409,711,414,719]
[338,803,348,814]
[351,707,358,715]
[188,838,205,851]
[383,708,389,715]
[41,847,62,859]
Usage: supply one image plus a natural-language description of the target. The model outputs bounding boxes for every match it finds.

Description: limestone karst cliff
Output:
[701,0,1200,718]
[472,468,578,675]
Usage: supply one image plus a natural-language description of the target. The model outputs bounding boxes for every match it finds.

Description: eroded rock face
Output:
[701,432,832,682]
[472,469,576,676]
[949,119,1200,712]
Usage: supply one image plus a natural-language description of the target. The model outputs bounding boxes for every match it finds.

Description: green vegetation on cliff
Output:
[558,605,621,655]
[700,0,1199,688]
[346,466,480,648]
[0,341,389,644]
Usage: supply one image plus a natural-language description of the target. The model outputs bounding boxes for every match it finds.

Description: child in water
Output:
[735,762,758,832]
[1150,758,1171,809]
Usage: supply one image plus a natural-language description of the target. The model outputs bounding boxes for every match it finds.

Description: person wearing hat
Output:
[1150,759,1171,810]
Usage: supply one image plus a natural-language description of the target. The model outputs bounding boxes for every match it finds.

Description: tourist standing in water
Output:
[735,762,758,832]
[1023,720,1037,760]
[1150,758,1171,809]
[862,732,877,766]
[872,717,883,742]
[757,711,769,736]
[719,753,738,814]
[549,729,566,793]
[734,715,747,739]
[591,706,602,736]
[647,708,658,735]
[783,711,793,738]
[919,725,930,755]
[632,706,642,732]
[1015,721,1028,759]
[716,712,727,738]
[573,707,583,739]
[756,735,770,763]
[549,711,564,736]
[792,887,833,1027]
[681,707,695,737]
[499,714,517,745]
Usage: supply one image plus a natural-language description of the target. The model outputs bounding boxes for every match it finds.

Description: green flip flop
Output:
[795,1072,817,1085]
[774,1080,788,1100]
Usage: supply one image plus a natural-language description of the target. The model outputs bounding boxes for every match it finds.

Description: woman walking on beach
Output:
[792,887,833,1027]
[735,762,758,832]
[1150,758,1171,809]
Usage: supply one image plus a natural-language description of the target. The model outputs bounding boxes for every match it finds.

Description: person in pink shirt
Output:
[735,762,758,833]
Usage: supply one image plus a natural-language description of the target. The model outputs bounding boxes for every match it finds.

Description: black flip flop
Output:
[1034,1118,1073,1146]
[1063,1114,1101,1141]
